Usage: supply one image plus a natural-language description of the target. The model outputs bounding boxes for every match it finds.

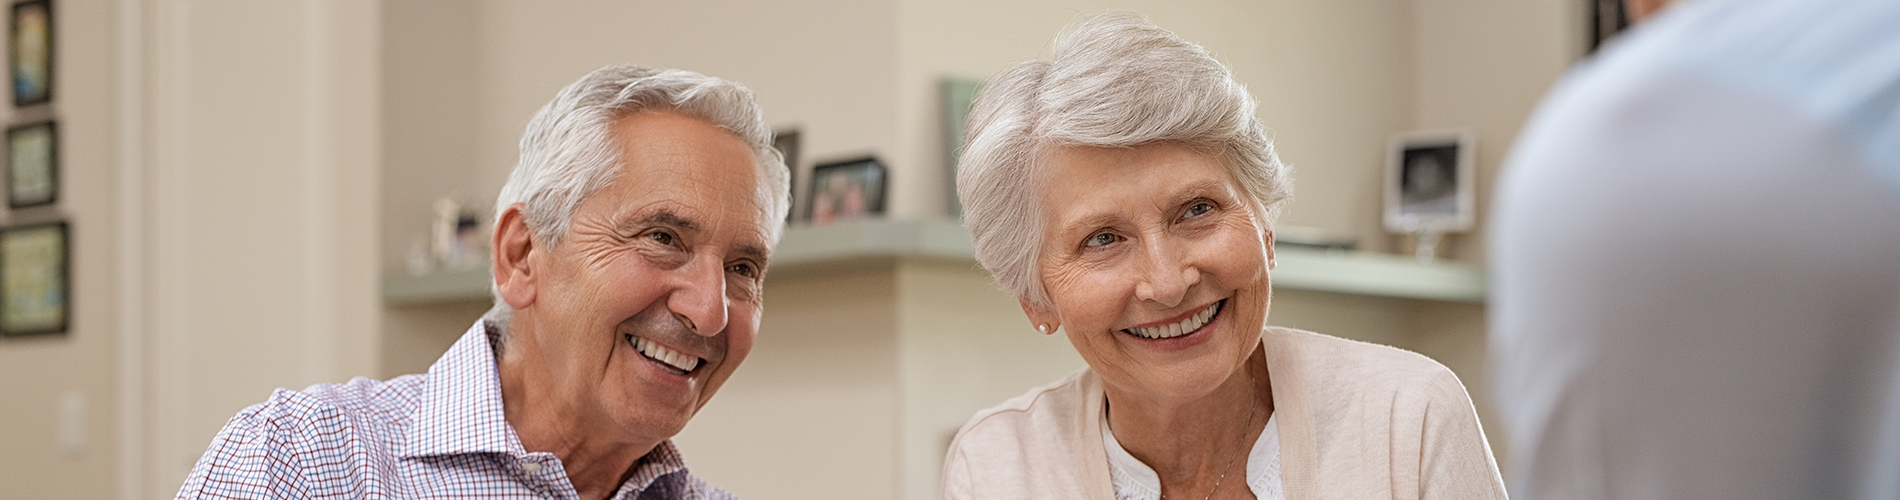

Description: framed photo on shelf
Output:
[10,0,52,107]
[805,157,887,225]
[7,119,55,208]
[1384,129,1475,234]
[0,220,68,337]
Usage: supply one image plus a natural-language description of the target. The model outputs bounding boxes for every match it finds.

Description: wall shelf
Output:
[381,218,1485,305]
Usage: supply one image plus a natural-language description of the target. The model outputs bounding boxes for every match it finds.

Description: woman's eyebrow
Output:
[1059,212,1122,235]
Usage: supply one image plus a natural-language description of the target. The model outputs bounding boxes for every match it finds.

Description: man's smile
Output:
[626,334,704,375]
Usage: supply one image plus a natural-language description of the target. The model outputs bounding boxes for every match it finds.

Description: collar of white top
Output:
[1101,409,1282,499]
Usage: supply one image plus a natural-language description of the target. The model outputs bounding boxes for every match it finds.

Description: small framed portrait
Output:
[0,220,68,337]
[10,0,52,107]
[805,157,887,225]
[772,128,800,222]
[1384,129,1475,234]
[7,120,56,208]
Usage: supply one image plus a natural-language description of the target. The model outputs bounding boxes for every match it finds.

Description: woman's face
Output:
[1029,142,1273,405]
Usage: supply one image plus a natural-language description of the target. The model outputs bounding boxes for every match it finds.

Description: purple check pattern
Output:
[176,321,736,499]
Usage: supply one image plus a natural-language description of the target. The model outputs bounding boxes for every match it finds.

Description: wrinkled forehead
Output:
[602,113,776,248]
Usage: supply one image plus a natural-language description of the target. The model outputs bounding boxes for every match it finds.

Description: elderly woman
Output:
[941,14,1506,499]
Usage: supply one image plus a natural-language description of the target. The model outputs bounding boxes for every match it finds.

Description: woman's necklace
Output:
[1169,371,1261,500]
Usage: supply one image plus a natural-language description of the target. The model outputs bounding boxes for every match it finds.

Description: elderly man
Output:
[176,65,790,499]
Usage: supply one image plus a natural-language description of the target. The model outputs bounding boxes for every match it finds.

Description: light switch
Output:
[58,390,85,458]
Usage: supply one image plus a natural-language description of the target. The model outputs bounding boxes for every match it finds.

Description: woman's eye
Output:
[1084,232,1119,248]
[727,262,757,278]
[1186,202,1213,218]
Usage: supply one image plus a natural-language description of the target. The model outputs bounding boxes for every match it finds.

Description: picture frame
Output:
[805,157,887,225]
[10,0,51,107]
[1384,129,1475,234]
[7,119,56,208]
[772,128,801,222]
[0,220,68,337]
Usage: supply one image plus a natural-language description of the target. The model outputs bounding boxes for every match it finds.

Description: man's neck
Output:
[494,319,664,500]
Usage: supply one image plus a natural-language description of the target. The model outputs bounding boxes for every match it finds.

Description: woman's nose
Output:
[1133,238,1199,308]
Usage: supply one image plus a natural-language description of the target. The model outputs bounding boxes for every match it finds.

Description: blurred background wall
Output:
[0,0,1578,498]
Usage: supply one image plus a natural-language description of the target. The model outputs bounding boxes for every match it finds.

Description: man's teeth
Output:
[632,337,701,373]
[1126,301,1222,339]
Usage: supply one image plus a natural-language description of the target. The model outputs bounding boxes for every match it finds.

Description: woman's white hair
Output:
[957,13,1293,309]
[485,64,790,325]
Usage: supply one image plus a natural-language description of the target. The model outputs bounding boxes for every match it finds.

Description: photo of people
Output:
[806,157,886,225]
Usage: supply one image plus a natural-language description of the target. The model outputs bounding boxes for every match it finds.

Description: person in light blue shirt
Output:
[1491,0,1900,498]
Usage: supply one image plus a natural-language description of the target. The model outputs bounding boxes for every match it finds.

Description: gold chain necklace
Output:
[1166,371,1260,500]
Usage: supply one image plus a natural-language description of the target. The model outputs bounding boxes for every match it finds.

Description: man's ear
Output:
[1019,298,1060,335]
[492,204,539,310]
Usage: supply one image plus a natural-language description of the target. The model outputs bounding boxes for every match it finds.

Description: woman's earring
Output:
[1036,324,1053,335]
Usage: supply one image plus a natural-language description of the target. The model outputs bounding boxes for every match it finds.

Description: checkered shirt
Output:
[176,321,736,499]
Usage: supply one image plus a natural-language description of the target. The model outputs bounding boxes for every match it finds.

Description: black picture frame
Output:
[0,220,68,337]
[6,119,56,208]
[10,0,52,107]
[804,157,888,225]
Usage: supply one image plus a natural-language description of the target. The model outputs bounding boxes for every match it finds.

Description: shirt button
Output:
[523,460,543,474]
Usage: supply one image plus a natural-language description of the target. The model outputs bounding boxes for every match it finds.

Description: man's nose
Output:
[668,254,729,337]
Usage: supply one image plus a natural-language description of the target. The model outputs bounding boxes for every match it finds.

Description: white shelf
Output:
[382,219,1485,305]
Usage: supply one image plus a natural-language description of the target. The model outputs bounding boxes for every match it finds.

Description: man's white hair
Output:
[957,13,1293,309]
[486,64,789,321]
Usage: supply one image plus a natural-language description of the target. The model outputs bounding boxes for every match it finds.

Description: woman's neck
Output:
[1105,346,1272,498]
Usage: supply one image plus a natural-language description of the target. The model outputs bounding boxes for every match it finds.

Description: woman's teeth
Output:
[631,336,701,373]
[1125,300,1223,339]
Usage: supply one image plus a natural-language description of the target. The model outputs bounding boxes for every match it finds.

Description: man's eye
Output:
[646,230,677,246]
[1084,232,1119,248]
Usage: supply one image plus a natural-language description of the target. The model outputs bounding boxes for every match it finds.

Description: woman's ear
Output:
[1019,298,1060,335]
[492,204,539,310]
[1264,228,1277,270]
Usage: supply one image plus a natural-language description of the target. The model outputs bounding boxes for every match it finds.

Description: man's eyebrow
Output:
[733,243,769,264]
[627,209,700,232]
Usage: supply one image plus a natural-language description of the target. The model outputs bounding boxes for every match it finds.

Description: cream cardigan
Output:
[941,327,1507,499]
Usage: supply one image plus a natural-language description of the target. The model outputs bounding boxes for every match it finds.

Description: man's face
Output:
[523,111,772,444]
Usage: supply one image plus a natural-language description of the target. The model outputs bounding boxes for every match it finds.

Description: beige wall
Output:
[0,0,119,497]
[139,1,384,497]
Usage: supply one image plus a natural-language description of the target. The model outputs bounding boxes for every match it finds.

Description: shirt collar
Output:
[1102,410,1281,499]
[402,320,524,458]
[609,440,692,498]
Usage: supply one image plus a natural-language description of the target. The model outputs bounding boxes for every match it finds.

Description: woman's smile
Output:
[1122,299,1224,340]
[1115,298,1229,353]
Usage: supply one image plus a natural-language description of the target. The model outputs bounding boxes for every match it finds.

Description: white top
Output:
[941,328,1504,499]
[1492,0,1900,498]
[1103,412,1282,500]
